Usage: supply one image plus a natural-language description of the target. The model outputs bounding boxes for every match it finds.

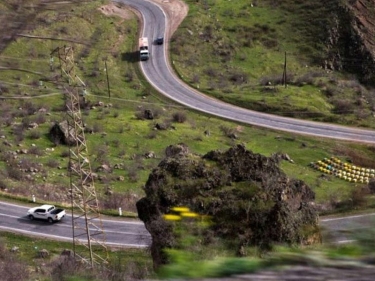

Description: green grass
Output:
[0,1,375,279]
[0,0,374,217]
[170,0,375,127]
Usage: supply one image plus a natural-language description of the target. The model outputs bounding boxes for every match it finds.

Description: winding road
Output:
[0,201,151,248]
[117,0,375,144]
[0,0,374,248]
[1,200,374,247]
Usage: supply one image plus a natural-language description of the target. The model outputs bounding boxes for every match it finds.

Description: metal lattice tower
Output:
[51,46,108,267]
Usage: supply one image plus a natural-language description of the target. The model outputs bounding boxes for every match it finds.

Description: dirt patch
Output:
[149,0,189,36]
[99,0,188,38]
[99,2,133,21]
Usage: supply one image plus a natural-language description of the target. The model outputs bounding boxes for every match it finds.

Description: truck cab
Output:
[139,37,149,61]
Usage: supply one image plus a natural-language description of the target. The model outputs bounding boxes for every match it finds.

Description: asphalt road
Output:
[320,212,375,244]
[0,201,151,248]
[116,0,375,144]
[1,200,374,247]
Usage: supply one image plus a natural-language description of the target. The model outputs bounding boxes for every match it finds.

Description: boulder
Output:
[49,120,78,146]
[137,144,320,269]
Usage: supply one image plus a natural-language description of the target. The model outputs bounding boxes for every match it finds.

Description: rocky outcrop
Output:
[137,144,320,269]
[49,121,75,146]
[325,0,375,85]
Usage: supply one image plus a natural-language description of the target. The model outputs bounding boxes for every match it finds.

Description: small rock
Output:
[38,249,49,258]
[11,246,19,252]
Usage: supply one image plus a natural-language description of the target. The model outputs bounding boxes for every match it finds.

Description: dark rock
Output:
[49,120,79,146]
[144,109,154,120]
[60,249,73,257]
[155,123,168,130]
[137,144,320,269]
[165,143,189,157]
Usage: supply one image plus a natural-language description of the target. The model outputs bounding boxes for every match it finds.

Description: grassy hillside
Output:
[0,1,375,280]
[170,0,375,128]
[0,0,374,216]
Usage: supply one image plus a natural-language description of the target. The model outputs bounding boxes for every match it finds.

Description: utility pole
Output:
[105,60,110,100]
[282,51,287,88]
[50,46,108,267]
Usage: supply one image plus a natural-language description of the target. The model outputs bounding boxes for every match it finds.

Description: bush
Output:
[331,99,354,114]
[101,192,138,213]
[368,179,375,194]
[46,159,60,168]
[228,70,249,85]
[259,75,283,86]
[6,166,24,181]
[172,112,187,123]
[28,130,41,140]
[29,146,44,156]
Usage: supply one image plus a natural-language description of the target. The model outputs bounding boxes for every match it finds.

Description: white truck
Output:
[139,37,149,61]
[27,204,66,223]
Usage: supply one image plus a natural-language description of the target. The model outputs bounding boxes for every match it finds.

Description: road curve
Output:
[0,201,151,248]
[116,0,375,144]
[1,200,374,246]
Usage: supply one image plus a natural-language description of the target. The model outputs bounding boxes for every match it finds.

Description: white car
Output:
[27,204,66,223]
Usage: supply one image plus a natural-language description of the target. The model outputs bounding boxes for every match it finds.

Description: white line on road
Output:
[0,225,149,248]
[320,213,375,222]
[0,212,148,236]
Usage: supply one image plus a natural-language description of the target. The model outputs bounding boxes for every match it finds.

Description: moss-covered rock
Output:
[137,144,320,269]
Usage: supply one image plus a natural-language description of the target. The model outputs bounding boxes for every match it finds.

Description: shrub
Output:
[219,125,236,138]
[101,192,138,213]
[0,179,8,190]
[6,166,24,181]
[323,86,340,97]
[172,112,187,123]
[92,122,103,133]
[331,99,354,114]
[61,150,70,158]
[204,67,218,78]
[293,72,322,86]
[228,70,249,85]
[46,159,60,168]
[22,101,37,115]
[369,179,375,194]
[34,113,47,124]
[28,130,41,140]
[351,186,370,208]
[259,75,283,86]
[13,125,25,142]
[29,146,44,156]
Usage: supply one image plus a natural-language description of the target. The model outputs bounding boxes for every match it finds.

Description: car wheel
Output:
[28,215,34,220]
[48,218,53,223]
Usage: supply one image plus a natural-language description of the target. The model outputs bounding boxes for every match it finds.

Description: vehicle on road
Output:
[27,204,66,223]
[139,37,149,61]
[155,37,164,45]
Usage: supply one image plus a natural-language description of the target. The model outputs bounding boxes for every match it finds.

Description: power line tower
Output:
[51,46,108,267]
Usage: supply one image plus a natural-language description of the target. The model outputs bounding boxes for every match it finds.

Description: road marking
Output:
[0,201,145,225]
[336,239,355,244]
[0,212,149,237]
[320,213,375,222]
[0,213,25,219]
[0,201,29,209]
[0,225,149,248]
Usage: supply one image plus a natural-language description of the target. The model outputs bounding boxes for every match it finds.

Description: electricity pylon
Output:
[51,46,108,267]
